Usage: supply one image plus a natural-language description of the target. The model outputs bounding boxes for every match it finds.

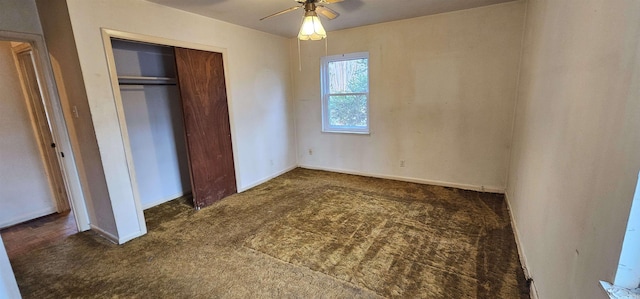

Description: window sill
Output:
[321,130,370,135]
[601,281,640,299]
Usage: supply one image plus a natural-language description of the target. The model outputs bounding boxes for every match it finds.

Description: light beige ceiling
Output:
[145,0,518,38]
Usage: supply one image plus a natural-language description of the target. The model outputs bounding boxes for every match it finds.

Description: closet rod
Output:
[119,82,177,86]
[118,76,177,85]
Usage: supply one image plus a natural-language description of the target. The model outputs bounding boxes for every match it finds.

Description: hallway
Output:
[1,211,76,260]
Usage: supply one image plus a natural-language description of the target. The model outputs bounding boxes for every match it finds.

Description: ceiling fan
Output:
[260,0,344,40]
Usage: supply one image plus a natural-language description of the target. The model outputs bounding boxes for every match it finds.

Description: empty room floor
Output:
[9,168,529,298]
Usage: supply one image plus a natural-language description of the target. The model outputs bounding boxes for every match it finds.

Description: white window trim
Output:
[320,52,370,134]
[600,281,640,299]
[600,171,640,299]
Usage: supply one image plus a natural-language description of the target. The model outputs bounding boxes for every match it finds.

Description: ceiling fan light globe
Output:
[298,14,326,40]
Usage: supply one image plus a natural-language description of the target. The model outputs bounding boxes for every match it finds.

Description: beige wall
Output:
[0,41,57,228]
[293,1,526,191]
[506,0,640,298]
[62,0,296,242]
[36,0,117,238]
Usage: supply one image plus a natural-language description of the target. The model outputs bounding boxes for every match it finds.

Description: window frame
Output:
[320,52,370,134]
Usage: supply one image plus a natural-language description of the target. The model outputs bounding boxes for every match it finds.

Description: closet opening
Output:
[111,39,192,210]
[108,36,237,224]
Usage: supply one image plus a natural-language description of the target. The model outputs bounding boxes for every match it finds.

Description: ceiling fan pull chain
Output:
[325,35,328,56]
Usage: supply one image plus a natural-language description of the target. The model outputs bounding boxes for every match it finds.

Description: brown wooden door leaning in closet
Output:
[174,47,237,209]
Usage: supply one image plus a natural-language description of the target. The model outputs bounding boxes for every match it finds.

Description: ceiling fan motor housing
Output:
[304,2,316,12]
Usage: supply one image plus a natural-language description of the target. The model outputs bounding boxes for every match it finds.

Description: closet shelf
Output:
[118,76,177,85]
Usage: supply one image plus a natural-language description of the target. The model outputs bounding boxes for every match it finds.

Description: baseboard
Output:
[0,206,57,229]
[298,165,506,193]
[92,225,144,245]
[504,192,538,299]
[90,224,147,245]
[90,224,119,244]
[116,230,147,244]
[238,164,298,192]
[142,191,189,210]
[530,280,539,299]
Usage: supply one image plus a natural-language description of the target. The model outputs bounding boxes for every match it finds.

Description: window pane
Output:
[328,95,368,127]
[328,58,368,93]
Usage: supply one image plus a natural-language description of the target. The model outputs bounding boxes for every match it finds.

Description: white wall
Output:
[293,1,526,191]
[0,235,20,299]
[0,0,42,35]
[63,0,296,242]
[0,41,57,228]
[121,85,191,209]
[506,0,640,298]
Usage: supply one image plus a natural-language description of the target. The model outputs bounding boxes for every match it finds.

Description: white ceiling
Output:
[145,0,518,38]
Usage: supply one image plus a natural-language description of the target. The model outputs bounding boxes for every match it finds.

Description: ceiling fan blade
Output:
[260,6,302,21]
[316,6,340,20]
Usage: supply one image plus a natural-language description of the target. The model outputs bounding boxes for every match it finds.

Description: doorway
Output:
[0,40,71,221]
[0,34,85,258]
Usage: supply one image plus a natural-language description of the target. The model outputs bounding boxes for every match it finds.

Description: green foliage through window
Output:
[321,53,369,133]
[328,95,368,127]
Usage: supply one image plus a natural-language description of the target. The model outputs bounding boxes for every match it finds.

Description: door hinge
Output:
[51,143,56,148]
[60,152,65,158]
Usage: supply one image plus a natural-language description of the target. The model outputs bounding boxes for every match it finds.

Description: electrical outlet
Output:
[308,149,313,155]
[72,105,79,118]
[400,160,405,167]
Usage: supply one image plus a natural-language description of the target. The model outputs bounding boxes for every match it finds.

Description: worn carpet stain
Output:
[10,168,529,298]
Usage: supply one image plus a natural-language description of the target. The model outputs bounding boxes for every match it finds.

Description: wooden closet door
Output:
[174,47,236,209]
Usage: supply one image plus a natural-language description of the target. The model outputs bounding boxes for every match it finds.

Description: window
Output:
[320,52,369,134]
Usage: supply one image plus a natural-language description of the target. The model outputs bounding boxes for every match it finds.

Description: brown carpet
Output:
[10,168,529,298]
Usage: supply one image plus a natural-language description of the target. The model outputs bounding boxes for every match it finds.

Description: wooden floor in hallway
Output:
[1,211,77,260]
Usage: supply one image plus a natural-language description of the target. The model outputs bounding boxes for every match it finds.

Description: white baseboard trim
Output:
[530,280,539,299]
[116,230,147,245]
[298,165,506,193]
[142,191,189,210]
[90,224,119,244]
[238,165,298,193]
[92,224,144,245]
[0,206,57,229]
[504,192,538,299]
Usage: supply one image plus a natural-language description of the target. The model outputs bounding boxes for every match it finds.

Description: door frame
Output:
[0,30,90,232]
[12,42,71,214]
[101,28,240,229]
